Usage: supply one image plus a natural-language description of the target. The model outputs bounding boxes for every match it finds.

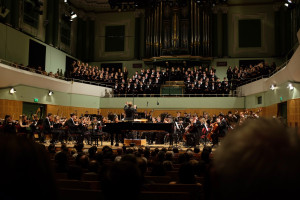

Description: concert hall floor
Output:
[43,140,216,153]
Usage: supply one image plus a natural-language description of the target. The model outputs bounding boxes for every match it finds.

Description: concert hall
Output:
[0,0,300,199]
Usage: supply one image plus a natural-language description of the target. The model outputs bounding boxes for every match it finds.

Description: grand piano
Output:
[102,122,174,145]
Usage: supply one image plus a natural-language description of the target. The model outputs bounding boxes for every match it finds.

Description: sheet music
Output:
[204,123,208,132]
[175,122,179,130]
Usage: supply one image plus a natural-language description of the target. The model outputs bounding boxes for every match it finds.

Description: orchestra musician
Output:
[210,113,228,147]
[89,117,101,146]
[163,115,175,145]
[52,115,65,144]
[42,113,53,143]
[65,113,81,144]
[29,114,39,140]
[18,115,31,137]
[111,115,123,146]
[174,118,185,144]
[3,115,17,135]
[184,115,200,147]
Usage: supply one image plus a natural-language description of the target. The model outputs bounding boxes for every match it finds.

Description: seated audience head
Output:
[87,160,99,173]
[102,161,142,200]
[201,146,212,163]
[194,146,200,153]
[0,135,57,199]
[212,118,300,200]
[178,162,196,184]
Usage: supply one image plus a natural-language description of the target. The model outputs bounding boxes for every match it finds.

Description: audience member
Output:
[102,161,142,200]
[212,118,300,200]
[0,135,58,199]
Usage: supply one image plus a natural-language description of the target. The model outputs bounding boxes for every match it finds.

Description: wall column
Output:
[221,7,228,57]
[45,0,54,45]
[274,3,281,57]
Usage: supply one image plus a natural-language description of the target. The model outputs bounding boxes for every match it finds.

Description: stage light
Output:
[287,83,294,91]
[9,88,16,94]
[270,84,276,90]
[284,3,289,7]
[64,0,67,3]
[288,0,292,3]
[48,91,54,96]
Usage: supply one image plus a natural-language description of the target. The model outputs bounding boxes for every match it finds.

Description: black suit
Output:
[41,117,52,142]
[124,105,136,120]
[42,118,52,134]
[65,118,77,134]
[65,118,82,143]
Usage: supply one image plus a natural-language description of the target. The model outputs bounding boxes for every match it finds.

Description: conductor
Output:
[124,101,137,121]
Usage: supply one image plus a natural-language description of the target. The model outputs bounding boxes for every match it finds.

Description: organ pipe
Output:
[145,0,213,58]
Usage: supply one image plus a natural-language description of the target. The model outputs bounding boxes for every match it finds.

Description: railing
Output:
[0,59,114,89]
[0,54,293,94]
[237,59,290,86]
[104,93,238,98]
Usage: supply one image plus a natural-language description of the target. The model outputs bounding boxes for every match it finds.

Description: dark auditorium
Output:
[0,0,300,200]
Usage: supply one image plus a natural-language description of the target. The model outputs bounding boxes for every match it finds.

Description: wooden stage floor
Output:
[42,139,216,153]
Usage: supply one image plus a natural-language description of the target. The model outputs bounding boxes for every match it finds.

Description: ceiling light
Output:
[48,91,54,96]
[284,3,289,7]
[270,84,276,90]
[9,88,16,94]
[71,13,77,19]
[287,83,294,90]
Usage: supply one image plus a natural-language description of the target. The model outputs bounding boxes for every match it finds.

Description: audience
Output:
[0,116,295,200]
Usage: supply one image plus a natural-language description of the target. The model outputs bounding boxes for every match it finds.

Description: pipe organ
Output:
[145,0,213,58]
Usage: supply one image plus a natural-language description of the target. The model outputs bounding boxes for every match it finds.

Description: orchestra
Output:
[0,107,262,147]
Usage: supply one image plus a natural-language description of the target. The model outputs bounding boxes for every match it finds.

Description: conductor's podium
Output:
[124,138,147,146]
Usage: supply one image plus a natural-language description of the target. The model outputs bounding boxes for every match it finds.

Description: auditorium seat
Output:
[143,184,203,200]
[144,176,172,183]
[55,173,68,180]
[82,173,99,181]
[59,189,191,200]
[139,191,191,200]
[58,189,103,200]
[57,179,101,190]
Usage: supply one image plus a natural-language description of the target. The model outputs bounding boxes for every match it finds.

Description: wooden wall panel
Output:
[262,104,278,118]
[46,105,99,119]
[0,99,23,120]
[288,99,300,134]
[1,99,297,135]
[99,108,245,118]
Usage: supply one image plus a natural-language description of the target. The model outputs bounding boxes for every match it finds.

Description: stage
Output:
[42,139,216,153]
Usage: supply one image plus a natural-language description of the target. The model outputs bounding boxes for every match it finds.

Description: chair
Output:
[58,189,102,200]
[55,173,68,180]
[82,173,99,181]
[56,180,101,190]
[143,184,203,200]
[140,191,191,200]
[144,176,172,184]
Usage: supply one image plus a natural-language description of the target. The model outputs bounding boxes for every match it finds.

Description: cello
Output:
[207,122,218,141]
[183,123,192,141]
